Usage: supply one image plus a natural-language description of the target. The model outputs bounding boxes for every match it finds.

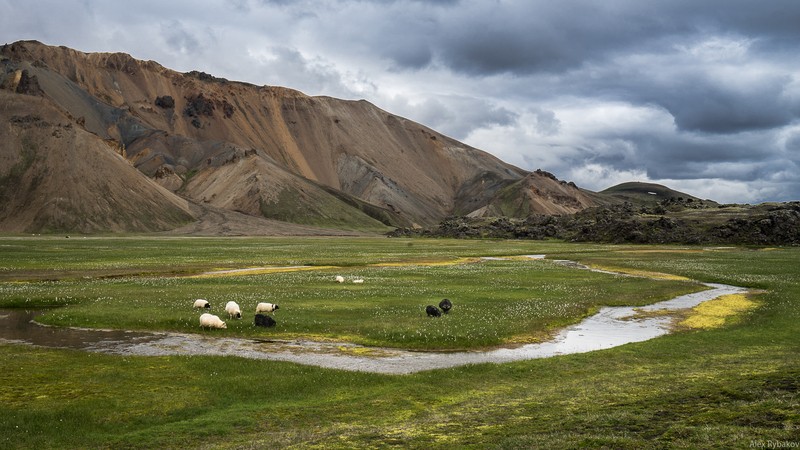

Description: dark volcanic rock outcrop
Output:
[391,201,800,246]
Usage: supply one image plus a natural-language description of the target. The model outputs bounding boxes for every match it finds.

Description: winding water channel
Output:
[0,260,748,374]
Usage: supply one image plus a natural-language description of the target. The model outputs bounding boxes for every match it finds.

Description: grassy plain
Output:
[0,237,797,448]
[0,236,703,349]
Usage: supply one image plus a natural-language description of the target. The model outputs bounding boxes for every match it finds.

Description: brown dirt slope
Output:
[0,91,193,233]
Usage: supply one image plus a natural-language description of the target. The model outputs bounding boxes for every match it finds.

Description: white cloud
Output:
[676,35,753,62]
[565,164,649,193]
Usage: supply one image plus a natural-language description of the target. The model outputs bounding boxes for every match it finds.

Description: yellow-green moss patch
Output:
[678,293,759,330]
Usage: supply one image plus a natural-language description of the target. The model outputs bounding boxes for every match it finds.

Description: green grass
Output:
[0,237,701,349]
[0,238,798,448]
[0,235,573,279]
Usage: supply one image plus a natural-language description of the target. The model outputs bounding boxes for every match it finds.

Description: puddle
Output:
[0,310,165,351]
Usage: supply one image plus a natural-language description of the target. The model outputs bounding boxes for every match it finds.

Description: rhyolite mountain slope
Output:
[2,40,625,234]
[0,90,194,233]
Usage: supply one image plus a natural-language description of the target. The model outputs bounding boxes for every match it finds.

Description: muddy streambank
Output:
[0,278,747,374]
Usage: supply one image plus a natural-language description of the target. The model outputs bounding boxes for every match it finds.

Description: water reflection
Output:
[0,309,162,351]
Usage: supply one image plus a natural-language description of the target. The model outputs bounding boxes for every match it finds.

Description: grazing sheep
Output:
[426,305,442,317]
[335,275,345,283]
[254,314,276,328]
[353,279,364,284]
[199,313,227,329]
[225,301,242,319]
[193,299,211,309]
[255,302,279,314]
[439,298,452,314]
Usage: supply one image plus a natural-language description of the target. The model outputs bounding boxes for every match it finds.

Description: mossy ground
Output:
[679,293,760,330]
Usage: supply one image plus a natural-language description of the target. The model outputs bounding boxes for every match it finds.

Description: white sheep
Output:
[335,275,345,283]
[225,301,242,319]
[199,313,227,329]
[352,279,364,284]
[255,302,279,314]
[193,299,211,309]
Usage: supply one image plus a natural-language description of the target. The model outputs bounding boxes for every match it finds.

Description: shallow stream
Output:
[0,262,747,374]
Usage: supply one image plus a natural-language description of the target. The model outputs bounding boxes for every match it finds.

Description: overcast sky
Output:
[3,0,800,203]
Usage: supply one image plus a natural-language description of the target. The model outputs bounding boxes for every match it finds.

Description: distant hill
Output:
[601,182,716,207]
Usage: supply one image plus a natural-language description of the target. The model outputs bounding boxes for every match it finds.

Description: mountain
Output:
[0,40,622,234]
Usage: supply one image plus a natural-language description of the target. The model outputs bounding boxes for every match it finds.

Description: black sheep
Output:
[426,305,442,317]
[254,313,277,328]
[439,298,452,314]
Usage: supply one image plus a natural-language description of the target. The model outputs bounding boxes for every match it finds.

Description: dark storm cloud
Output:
[362,1,688,75]
[632,136,774,181]
[564,57,800,135]
[787,133,800,154]
[659,81,796,134]
[348,0,800,169]
[432,2,666,75]
[406,0,800,76]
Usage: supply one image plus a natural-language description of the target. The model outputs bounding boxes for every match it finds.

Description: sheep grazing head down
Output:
[439,298,452,314]
[335,275,345,283]
[254,314,276,328]
[193,299,211,309]
[225,301,242,319]
[426,305,442,317]
[199,313,227,329]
